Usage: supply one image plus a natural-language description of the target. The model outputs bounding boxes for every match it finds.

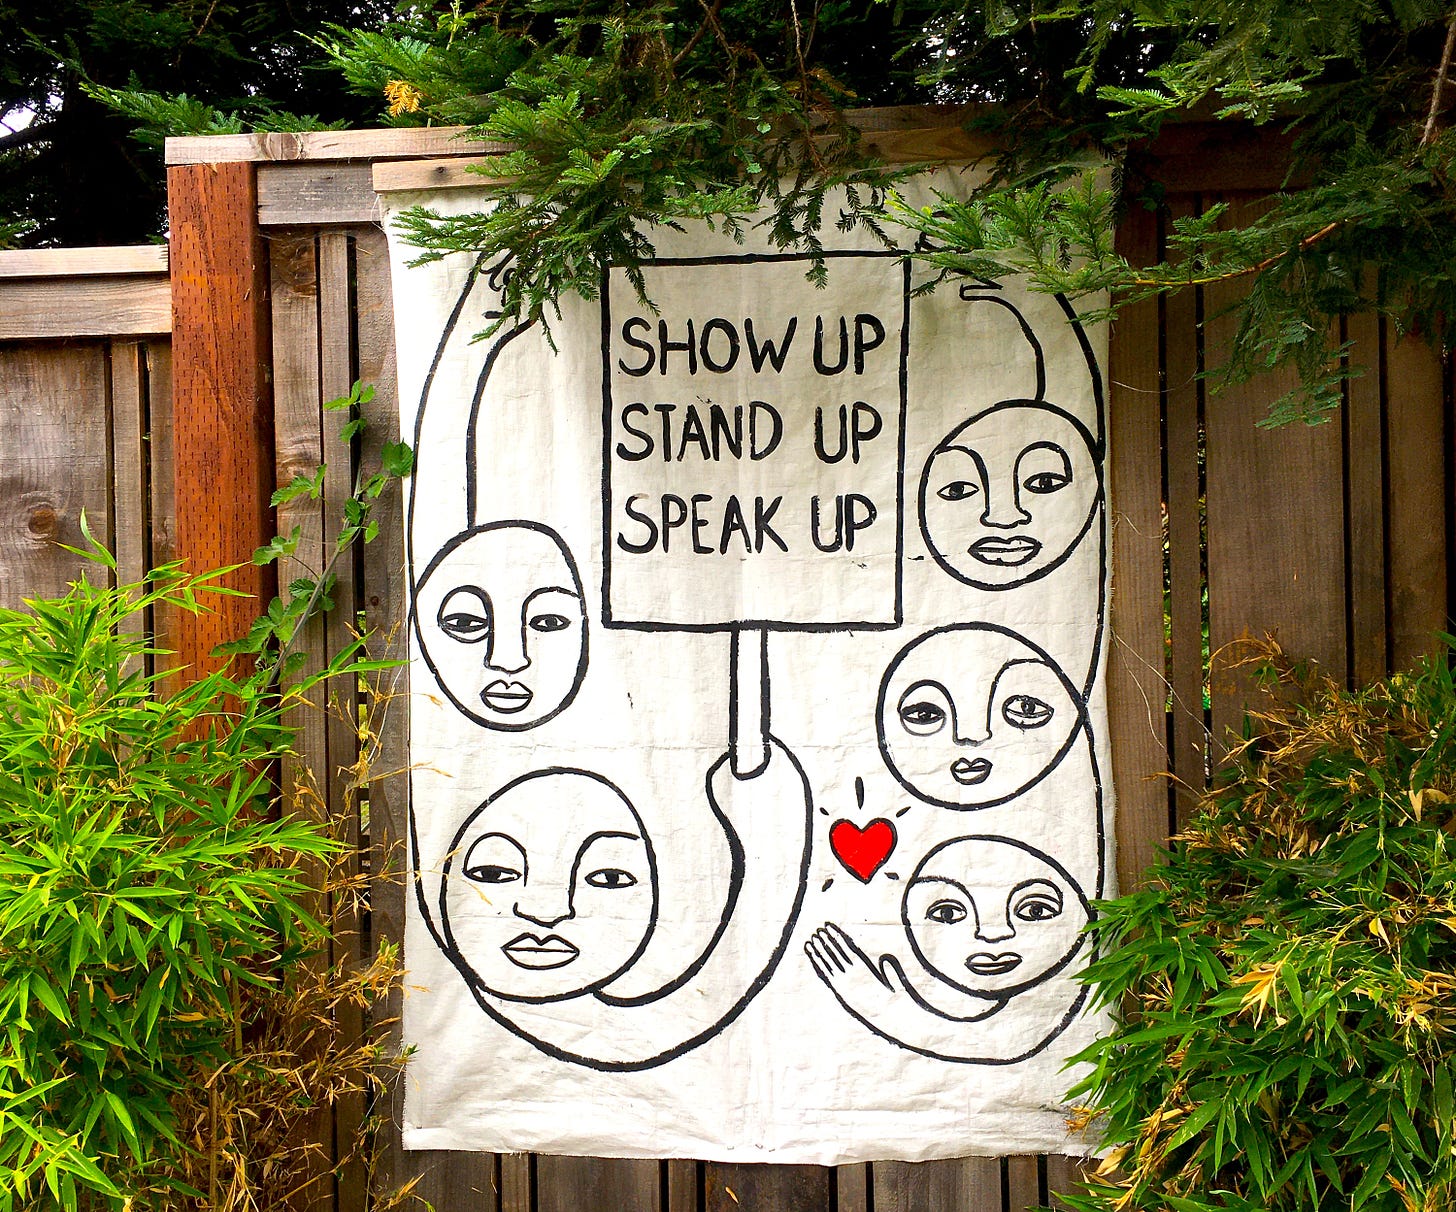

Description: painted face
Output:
[920,401,1100,590]
[877,624,1083,809]
[441,770,657,1002]
[904,836,1089,999]
[414,522,587,731]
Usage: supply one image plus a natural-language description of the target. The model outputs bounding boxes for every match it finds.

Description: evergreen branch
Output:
[1129,220,1343,290]
[672,0,724,67]
[1422,10,1456,146]
[0,122,53,154]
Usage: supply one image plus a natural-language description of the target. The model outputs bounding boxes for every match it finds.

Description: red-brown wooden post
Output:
[167,160,274,673]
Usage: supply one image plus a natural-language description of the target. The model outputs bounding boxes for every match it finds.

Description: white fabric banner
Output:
[382,174,1114,1165]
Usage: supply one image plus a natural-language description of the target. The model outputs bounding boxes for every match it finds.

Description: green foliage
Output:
[305,0,1456,420]
[0,547,340,1209]
[323,3,918,331]
[21,1,1456,420]
[222,379,412,676]
[82,83,348,147]
[0,384,410,1209]
[1065,640,1456,1211]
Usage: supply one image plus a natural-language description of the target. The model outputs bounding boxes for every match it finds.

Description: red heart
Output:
[829,818,897,883]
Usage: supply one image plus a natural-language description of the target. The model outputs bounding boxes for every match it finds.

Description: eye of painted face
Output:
[583,867,638,889]
[925,898,968,925]
[936,479,980,502]
[466,863,520,884]
[528,612,571,633]
[461,833,527,886]
[1002,693,1053,729]
[897,681,954,736]
[1011,879,1064,922]
[438,587,492,644]
[1017,442,1073,496]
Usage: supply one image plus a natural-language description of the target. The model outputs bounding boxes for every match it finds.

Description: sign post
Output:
[602,252,911,770]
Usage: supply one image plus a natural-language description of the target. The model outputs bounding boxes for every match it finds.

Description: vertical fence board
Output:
[317,229,370,1212]
[1384,333,1449,669]
[144,342,176,661]
[109,341,149,604]
[537,1156,661,1212]
[704,1164,830,1212]
[353,224,473,1212]
[666,1159,701,1212]
[0,343,112,608]
[167,161,273,672]
[1108,201,1173,883]
[1006,1156,1039,1212]
[1345,309,1388,685]
[1163,197,1208,822]
[1204,198,1348,740]
[872,1158,1003,1212]
[268,229,337,1212]
[836,1163,870,1212]
[500,1153,532,1212]
[1044,1156,1090,1211]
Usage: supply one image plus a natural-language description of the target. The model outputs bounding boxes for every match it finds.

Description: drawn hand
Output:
[706,736,812,838]
[805,922,907,1021]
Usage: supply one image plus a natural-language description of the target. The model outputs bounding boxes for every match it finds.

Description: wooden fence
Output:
[1,111,1451,1211]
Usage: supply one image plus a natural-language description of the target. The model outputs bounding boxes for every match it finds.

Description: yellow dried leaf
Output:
[1097,1144,1131,1176]
[384,79,424,116]
[1370,917,1390,943]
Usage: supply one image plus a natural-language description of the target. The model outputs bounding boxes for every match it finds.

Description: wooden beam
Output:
[372,131,996,195]
[0,276,171,339]
[166,126,510,166]
[0,245,168,278]
[258,162,382,226]
[372,157,507,194]
[166,161,274,677]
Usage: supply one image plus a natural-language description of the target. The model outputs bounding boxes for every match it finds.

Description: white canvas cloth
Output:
[381,172,1114,1164]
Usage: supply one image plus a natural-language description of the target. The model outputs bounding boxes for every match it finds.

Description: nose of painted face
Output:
[902,835,1090,999]
[919,401,1101,591]
[877,623,1084,810]
[413,521,589,731]
[440,769,659,1003]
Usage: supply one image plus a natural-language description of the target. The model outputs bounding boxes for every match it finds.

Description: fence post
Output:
[166,160,274,673]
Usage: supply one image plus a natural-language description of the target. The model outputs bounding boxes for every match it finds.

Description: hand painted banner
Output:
[382,177,1114,1166]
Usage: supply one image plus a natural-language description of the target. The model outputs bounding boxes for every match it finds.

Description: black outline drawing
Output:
[828,817,899,884]
[599,251,912,633]
[440,769,658,1003]
[437,740,814,1071]
[411,520,589,733]
[805,835,1092,1064]
[396,241,1117,1089]
[918,400,1103,592]
[947,279,1110,702]
[403,258,575,961]
[876,622,1086,810]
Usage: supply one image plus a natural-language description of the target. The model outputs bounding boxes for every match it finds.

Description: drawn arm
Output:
[465,737,813,1070]
[805,922,1088,1064]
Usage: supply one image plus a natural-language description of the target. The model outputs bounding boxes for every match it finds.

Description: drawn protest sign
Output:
[603,252,908,631]
[381,177,1115,1165]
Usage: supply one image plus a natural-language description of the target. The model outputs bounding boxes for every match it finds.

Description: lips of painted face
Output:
[878,624,1083,809]
[920,402,1100,590]
[414,523,587,731]
[902,836,1090,999]
[441,771,657,1002]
